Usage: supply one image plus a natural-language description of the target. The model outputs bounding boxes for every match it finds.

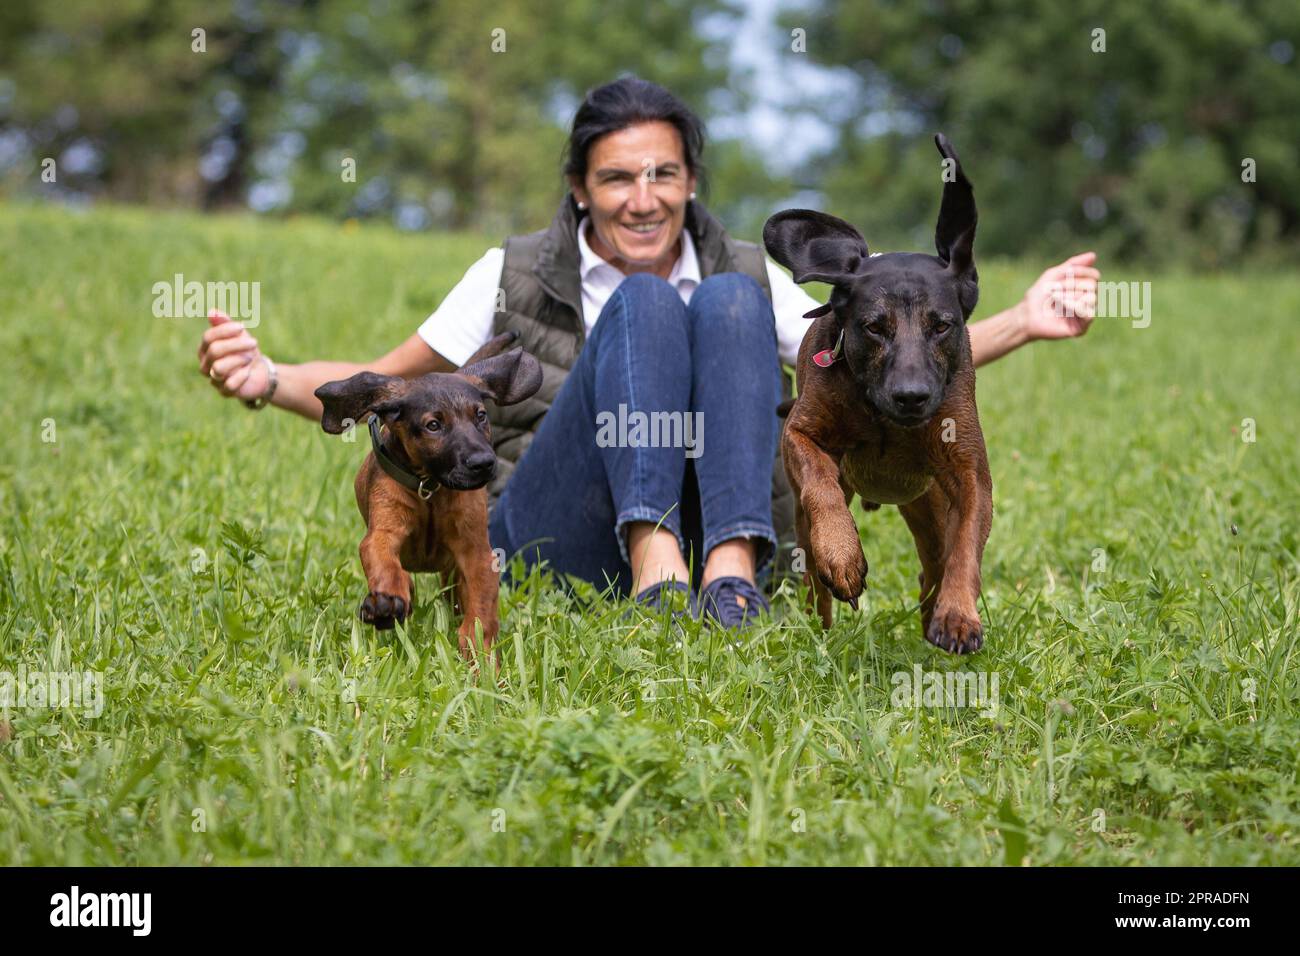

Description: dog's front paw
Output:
[811,523,868,604]
[359,591,410,630]
[925,605,983,655]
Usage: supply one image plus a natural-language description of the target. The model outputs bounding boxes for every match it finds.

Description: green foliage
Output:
[788,0,1300,266]
[1,204,1298,863]
[0,0,303,205]
[3,1,1296,265]
[0,0,731,232]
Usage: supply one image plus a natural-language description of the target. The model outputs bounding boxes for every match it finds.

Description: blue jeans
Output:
[488,272,781,595]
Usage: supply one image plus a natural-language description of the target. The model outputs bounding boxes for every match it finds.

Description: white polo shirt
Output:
[417,217,822,367]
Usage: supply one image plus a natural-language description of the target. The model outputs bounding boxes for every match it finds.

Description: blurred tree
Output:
[4,0,1297,266]
[0,0,298,207]
[783,0,1300,267]
[0,0,735,235]
[277,0,731,233]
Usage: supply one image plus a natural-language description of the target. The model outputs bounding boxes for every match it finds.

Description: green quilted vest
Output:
[487,194,796,572]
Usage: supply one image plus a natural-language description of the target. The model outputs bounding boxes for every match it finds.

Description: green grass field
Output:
[1,201,1297,865]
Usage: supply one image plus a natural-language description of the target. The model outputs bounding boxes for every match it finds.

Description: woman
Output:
[199,77,1099,629]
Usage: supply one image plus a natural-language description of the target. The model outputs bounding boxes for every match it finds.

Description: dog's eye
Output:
[425,419,442,433]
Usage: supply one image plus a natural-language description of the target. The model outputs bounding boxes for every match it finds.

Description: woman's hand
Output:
[198,310,270,400]
[969,252,1101,367]
[1015,251,1100,341]
[197,311,452,420]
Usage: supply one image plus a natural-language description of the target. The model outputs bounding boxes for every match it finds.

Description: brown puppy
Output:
[314,333,542,663]
[764,134,992,654]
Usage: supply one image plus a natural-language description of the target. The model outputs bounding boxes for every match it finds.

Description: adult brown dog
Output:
[314,333,541,663]
[763,134,992,654]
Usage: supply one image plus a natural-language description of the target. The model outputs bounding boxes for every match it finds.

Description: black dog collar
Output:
[368,417,437,500]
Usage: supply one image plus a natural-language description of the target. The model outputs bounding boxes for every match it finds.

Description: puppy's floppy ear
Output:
[933,133,977,277]
[458,346,542,407]
[314,372,405,434]
[461,330,519,365]
[763,209,870,285]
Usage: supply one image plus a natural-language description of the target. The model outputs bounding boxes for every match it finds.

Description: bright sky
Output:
[702,0,862,171]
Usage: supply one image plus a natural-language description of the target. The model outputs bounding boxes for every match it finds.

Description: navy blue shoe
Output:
[631,579,692,619]
[694,576,770,630]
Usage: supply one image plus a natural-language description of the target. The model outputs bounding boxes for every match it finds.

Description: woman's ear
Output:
[458,347,543,407]
[314,372,405,434]
[568,175,589,210]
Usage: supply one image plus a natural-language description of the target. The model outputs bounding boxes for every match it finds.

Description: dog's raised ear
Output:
[763,209,870,285]
[314,372,406,434]
[934,133,977,277]
[458,346,542,406]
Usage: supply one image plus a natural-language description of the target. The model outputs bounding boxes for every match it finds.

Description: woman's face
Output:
[570,120,697,272]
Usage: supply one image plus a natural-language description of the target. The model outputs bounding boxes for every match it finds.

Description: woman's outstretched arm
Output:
[197,311,454,420]
[969,252,1099,368]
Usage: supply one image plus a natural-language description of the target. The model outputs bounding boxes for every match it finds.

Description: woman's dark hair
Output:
[562,76,706,185]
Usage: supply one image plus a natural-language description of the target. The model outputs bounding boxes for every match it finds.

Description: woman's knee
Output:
[619,271,678,296]
[614,273,686,319]
[689,272,774,340]
[600,272,689,339]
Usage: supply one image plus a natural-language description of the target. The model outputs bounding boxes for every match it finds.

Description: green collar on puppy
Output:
[368,416,437,500]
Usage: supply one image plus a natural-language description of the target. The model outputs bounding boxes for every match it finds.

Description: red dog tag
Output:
[812,329,845,368]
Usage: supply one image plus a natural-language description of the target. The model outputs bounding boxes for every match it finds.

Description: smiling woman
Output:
[471,78,808,627]
[574,121,692,269]
[562,85,702,272]
[196,75,1101,631]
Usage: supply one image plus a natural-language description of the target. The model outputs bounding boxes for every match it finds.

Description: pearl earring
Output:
[689,192,696,200]
[576,200,587,210]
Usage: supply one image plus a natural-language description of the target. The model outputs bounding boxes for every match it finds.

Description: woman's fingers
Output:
[211,351,255,380]
[1060,293,1097,326]
[220,361,253,397]
[198,317,248,363]
[1044,253,1100,297]
[1065,297,1095,319]
[200,307,265,400]
[210,333,257,359]
[1049,264,1100,284]
[1059,281,1098,302]
[199,317,245,348]
[1043,249,1099,276]
[199,332,258,373]
[1050,273,1098,306]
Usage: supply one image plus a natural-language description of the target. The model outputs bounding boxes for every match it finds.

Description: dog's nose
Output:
[464,451,496,474]
[891,387,932,415]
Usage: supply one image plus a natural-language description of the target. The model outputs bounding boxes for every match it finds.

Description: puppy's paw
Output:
[359,591,410,630]
[925,606,983,655]
[811,526,868,604]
